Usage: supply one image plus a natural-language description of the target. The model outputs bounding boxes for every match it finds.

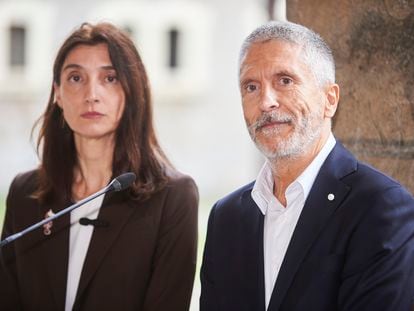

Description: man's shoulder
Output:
[337,160,414,211]
[207,181,259,229]
[214,181,256,211]
[331,141,410,195]
[350,161,408,193]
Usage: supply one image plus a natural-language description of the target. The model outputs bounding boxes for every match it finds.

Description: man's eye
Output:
[246,84,258,93]
[280,77,293,85]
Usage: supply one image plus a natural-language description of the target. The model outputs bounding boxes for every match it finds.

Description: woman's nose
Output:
[85,80,100,104]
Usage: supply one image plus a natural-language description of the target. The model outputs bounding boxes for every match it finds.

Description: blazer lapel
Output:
[267,142,356,311]
[240,188,266,311]
[40,202,71,310]
[74,192,137,303]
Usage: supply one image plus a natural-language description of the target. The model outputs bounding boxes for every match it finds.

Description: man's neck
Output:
[269,131,331,206]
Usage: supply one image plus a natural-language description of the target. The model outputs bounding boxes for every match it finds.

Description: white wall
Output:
[0,0,55,191]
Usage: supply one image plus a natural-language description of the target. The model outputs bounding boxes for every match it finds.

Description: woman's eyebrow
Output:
[62,64,115,71]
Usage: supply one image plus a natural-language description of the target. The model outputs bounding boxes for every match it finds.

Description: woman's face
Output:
[54,43,125,141]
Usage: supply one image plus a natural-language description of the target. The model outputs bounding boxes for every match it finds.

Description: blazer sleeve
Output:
[141,175,199,311]
[0,175,23,311]
[338,185,414,311]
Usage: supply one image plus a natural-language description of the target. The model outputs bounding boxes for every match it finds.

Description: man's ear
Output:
[54,82,62,108]
[324,83,339,118]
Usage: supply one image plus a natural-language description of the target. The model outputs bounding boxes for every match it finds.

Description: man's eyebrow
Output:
[240,78,257,86]
[273,70,300,81]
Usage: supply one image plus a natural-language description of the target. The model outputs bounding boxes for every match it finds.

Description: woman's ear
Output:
[324,83,340,119]
[54,82,62,108]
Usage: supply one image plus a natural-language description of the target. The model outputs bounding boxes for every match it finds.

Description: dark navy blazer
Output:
[200,142,414,311]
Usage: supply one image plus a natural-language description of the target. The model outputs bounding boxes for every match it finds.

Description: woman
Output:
[0,23,198,311]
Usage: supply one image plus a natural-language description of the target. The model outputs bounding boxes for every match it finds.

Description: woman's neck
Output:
[72,135,115,201]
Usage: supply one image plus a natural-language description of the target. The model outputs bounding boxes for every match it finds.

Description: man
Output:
[200,21,414,311]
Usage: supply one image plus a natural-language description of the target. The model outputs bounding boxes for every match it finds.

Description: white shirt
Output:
[251,134,336,309]
[64,194,105,311]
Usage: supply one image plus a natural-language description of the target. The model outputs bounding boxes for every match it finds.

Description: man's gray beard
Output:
[247,110,323,161]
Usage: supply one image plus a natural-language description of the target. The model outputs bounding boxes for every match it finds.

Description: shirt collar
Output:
[251,133,336,215]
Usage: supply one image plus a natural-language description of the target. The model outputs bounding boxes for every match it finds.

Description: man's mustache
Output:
[249,111,294,132]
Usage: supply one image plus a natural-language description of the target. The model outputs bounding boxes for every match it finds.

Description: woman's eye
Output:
[106,75,118,83]
[69,75,81,82]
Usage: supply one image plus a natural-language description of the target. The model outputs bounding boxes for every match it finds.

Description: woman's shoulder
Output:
[160,169,199,205]
[165,168,198,192]
[155,169,198,217]
[8,168,39,194]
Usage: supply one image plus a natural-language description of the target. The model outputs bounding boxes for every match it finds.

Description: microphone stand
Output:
[0,181,116,248]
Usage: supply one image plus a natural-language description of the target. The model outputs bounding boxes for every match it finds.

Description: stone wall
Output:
[288,0,414,193]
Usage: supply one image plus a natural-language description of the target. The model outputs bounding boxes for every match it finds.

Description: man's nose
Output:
[260,87,279,111]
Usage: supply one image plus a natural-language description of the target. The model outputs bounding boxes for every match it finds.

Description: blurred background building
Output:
[0,0,279,200]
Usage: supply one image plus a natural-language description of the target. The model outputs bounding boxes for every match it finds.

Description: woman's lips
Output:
[81,111,104,119]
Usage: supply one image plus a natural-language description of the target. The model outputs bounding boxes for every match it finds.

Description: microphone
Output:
[0,172,136,247]
[79,217,109,228]
[108,172,136,192]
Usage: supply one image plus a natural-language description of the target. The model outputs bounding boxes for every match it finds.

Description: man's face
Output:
[240,40,332,160]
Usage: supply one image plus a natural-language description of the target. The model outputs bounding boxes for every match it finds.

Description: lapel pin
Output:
[43,209,55,236]
[327,193,335,201]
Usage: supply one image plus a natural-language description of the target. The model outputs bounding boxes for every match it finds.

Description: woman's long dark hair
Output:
[33,22,172,203]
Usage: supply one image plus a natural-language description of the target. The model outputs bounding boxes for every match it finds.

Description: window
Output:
[168,28,179,69]
[9,25,26,67]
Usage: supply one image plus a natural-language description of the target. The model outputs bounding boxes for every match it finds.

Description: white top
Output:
[64,194,105,311]
[251,134,336,310]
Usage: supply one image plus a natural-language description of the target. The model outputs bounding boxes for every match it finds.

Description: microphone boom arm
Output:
[0,172,135,248]
[0,183,113,247]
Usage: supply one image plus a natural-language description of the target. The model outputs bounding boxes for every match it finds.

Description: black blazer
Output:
[200,142,414,311]
[0,169,198,311]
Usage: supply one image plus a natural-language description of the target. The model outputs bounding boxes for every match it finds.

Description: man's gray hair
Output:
[239,21,335,86]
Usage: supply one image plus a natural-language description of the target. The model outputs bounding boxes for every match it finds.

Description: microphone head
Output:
[109,172,136,192]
